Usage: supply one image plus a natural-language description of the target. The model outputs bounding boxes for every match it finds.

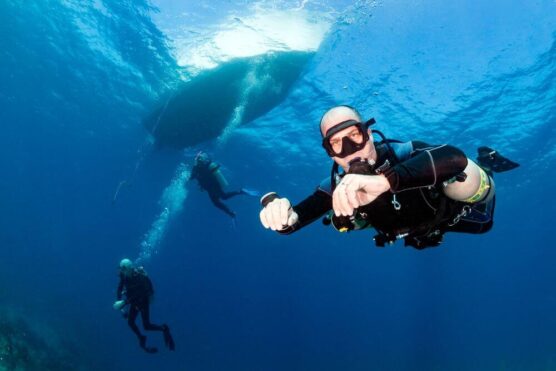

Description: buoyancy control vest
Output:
[321,140,466,249]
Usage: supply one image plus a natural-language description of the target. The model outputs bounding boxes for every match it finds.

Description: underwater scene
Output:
[1,0,555,370]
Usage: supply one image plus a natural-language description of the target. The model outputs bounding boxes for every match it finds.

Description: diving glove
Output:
[259,192,298,231]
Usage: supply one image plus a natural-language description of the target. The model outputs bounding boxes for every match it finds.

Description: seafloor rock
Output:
[0,313,83,371]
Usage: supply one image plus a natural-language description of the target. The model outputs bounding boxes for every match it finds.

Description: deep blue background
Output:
[1,0,555,370]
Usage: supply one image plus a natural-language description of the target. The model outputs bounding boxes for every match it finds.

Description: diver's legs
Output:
[221,190,244,200]
[140,304,164,332]
[447,218,494,234]
[447,197,496,235]
[128,305,155,352]
[127,305,143,338]
[139,304,174,351]
[209,193,236,218]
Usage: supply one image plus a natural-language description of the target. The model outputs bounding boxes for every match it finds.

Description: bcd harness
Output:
[326,132,471,249]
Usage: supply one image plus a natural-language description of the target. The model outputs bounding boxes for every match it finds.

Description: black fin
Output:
[144,347,158,354]
[476,146,520,173]
[163,325,175,351]
[139,335,158,353]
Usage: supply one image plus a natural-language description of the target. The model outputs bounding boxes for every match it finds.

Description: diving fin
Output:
[163,325,175,351]
[476,146,520,173]
[241,188,260,197]
[139,335,158,353]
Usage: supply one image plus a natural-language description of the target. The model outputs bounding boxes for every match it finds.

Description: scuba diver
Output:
[259,105,519,249]
[113,259,175,353]
[188,151,258,218]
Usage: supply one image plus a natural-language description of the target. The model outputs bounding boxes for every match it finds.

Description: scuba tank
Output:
[208,162,229,189]
[195,151,229,189]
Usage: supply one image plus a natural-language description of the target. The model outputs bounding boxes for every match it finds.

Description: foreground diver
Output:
[259,105,518,249]
[113,259,175,353]
[188,151,257,218]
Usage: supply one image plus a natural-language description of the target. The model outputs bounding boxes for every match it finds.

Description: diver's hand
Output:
[259,194,298,231]
[113,300,126,310]
[333,174,391,216]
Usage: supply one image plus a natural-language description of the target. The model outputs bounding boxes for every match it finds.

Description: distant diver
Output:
[188,151,258,219]
[113,259,175,353]
[259,105,519,249]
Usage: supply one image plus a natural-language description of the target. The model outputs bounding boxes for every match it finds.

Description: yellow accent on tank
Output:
[463,167,490,203]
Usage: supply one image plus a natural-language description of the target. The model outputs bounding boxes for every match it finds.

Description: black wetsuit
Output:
[190,161,243,218]
[117,268,165,346]
[283,141,495,249]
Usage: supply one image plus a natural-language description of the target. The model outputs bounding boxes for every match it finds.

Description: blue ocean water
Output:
[1,0,555,370]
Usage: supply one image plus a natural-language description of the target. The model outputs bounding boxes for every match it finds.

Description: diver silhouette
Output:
[113,259,175,353]
[188,151,258,218]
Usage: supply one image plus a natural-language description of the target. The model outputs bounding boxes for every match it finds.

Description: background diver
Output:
[188,151,258,219]
[259,105,519,249]
[113,258,175,353]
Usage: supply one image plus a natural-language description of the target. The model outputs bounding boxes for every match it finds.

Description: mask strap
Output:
[323,119,360,138]
[364,118,376,128]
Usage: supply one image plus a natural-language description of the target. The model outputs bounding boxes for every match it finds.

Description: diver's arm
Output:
[382,141,468,192]
[283,189,332,234]
[386,141,491,202]
[116,276,124,300]
[209,193,236,218]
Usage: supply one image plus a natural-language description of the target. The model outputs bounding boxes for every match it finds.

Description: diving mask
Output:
[321,118,376,158]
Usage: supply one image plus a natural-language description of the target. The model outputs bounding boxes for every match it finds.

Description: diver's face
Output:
[196,155,210,166]
[323,124,376,171]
